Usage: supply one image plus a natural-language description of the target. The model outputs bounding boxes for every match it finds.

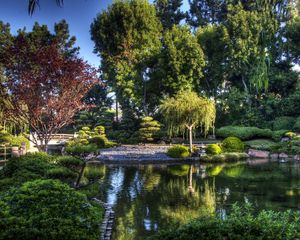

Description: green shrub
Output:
[270,139,300,154]
[285,132,297,138]
[245,139,277,151]
[222,137,245,152]
[223,152,240,161]
[294,117,300,131]
[211,154,226,161]
[139,116,161,143]
[0,179,102,240]
[201,152,248,162]
[55,156,83,170]
[88,135,107,148]
[0,153,53,182]
[0,133,30,149]
[46,167,77,181]
[206,144,222,155]
[93,125,105,136]
[273,116,296,130]
[216,126,272,140]
[272,130,289,141]
[147,205,300,240]
[167,145,190,158]
[66,143,98,155]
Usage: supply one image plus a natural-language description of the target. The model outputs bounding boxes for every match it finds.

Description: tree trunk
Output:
[116,99,119,123]
[75,160,86,188]
[187,125,193,153]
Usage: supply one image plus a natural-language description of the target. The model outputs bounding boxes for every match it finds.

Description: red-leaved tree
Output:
[2,38,99,151]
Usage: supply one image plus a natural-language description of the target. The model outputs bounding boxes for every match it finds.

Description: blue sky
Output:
[0,0,190,68]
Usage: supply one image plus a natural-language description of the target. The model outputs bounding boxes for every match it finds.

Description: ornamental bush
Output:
[273,116,296,130]
[206,144,222,155]
[222,137,245,152]
[55,156,83,171]
[294,117,300,132]
[139,116,161,143]
[272,130,289,141]
[0,179,102,240]
[147,205,300,240]
[66,143,98,155]
[88,135,107,148]
[167,145,190,158]
[216,126,272,140]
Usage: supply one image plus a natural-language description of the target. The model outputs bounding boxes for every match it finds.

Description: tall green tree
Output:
[197,24,229,95]
[154,0,186,29]
[156,25,205,96]
[160,91,216,152]
[91,0,162,116]
[187,0,226,28]
[287,16,300,63]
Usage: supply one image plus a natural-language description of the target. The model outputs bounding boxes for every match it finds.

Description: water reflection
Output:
[88,160,300,240]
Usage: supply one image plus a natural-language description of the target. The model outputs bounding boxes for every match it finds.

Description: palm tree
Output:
[28,0,64,15]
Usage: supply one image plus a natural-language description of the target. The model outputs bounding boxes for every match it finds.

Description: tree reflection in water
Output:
[101,160,300,240]
[109,164,218,240]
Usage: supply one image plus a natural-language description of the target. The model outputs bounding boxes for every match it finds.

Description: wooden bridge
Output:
[29,133,74,152]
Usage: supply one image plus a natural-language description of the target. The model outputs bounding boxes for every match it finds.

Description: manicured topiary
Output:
[88,135,107,148]
[139,116,161,143]
[66,143,98,156]
[216,126,272,140]
[206,144,222,155]
[273,116,296,131]
[93,125,105,136]
[222,137,245,152]
[55,156,83,170]
[167,145,190,158]
[0,179,102,240]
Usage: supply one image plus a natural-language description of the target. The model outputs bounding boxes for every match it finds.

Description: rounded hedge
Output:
[167,145,190,158]
[216,126,272,140]
[273,116,296,131]
[206,144,222,155]
[0,179,101,240]
[222,137,245,153]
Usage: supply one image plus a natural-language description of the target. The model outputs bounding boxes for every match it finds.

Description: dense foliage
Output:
[148,204,300,240]
[0,21,98,151]
[138,117,161,143]
[167,145,190,158]
[89,0,299,135]
[206,144,222,155]
[0,179,102,240]
[217,126,273,140]
[160,90,215,151]
[222,137,245,153]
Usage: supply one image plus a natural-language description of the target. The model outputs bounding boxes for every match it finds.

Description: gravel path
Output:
[94,145,198,163]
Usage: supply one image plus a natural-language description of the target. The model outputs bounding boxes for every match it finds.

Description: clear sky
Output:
[0,0,190,68]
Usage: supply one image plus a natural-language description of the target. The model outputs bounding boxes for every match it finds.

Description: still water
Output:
[90,159,300,240]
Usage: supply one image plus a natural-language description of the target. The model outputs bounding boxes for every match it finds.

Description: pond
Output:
[89,159,300,240]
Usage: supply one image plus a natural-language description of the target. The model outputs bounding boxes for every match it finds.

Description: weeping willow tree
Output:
[160,90,216,152]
